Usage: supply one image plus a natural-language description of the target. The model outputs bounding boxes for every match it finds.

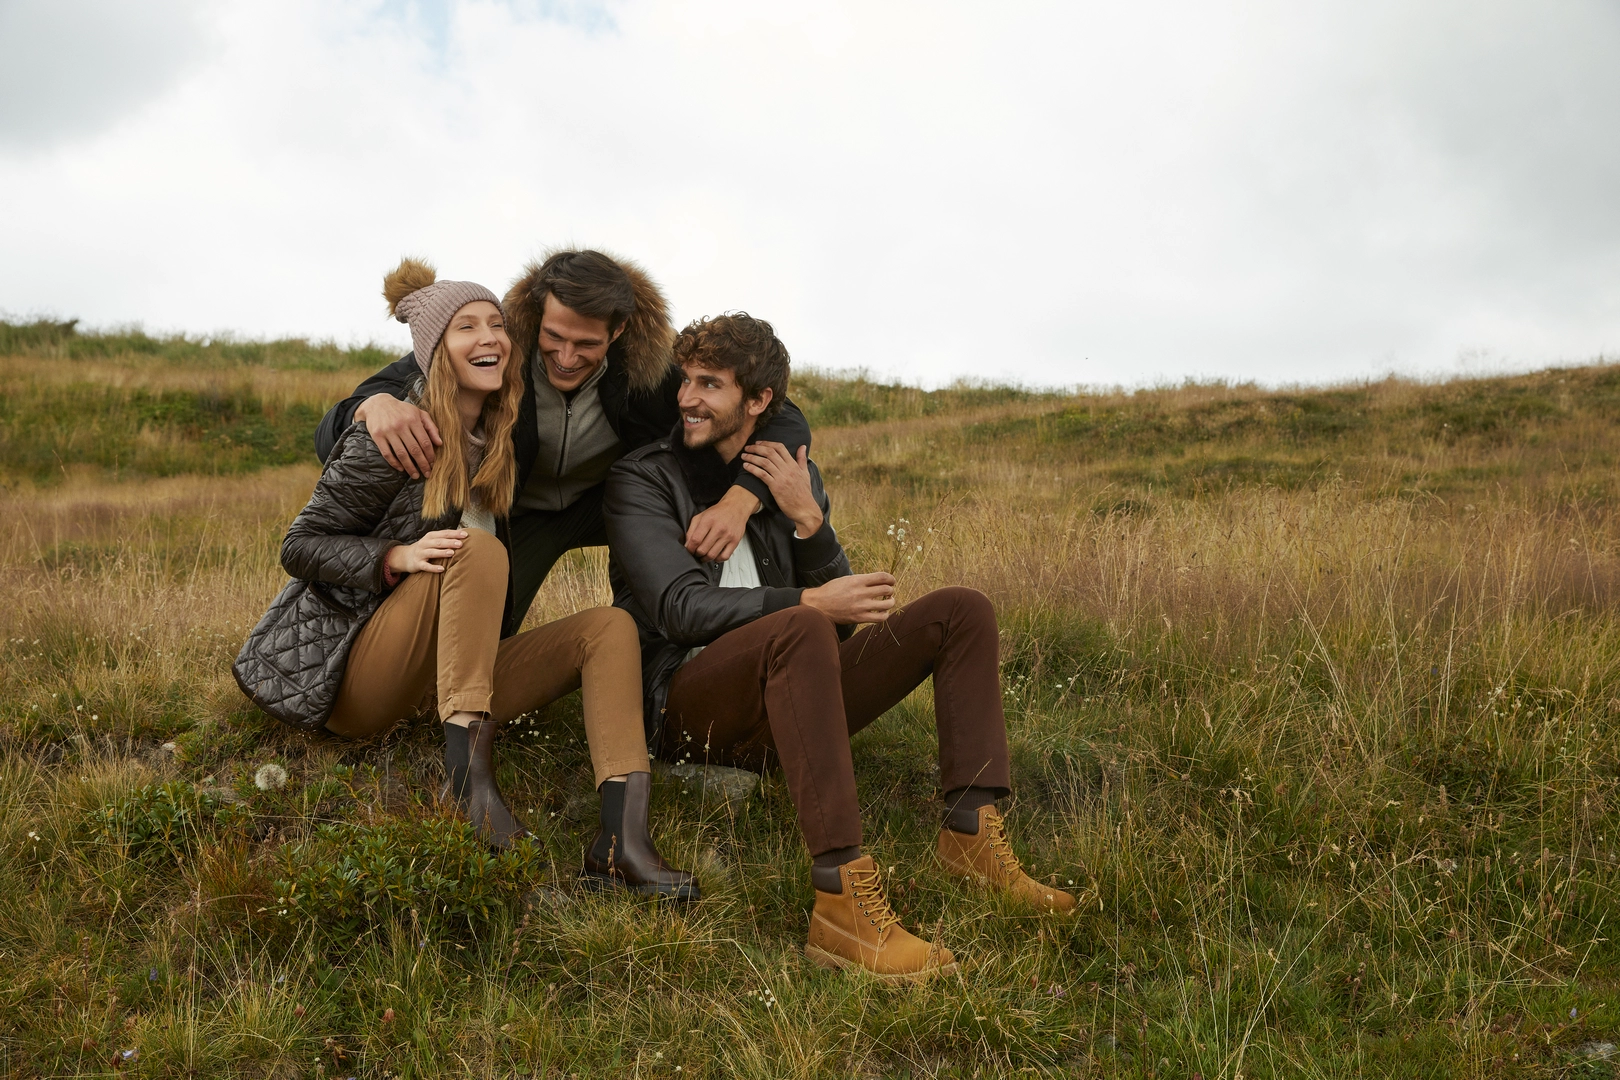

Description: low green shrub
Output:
[272,818,541,938]
[84,781,247,860]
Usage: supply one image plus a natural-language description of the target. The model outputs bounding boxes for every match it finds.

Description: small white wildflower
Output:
[255,764,289,791]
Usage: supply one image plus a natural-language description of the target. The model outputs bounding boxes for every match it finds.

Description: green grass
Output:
[0,383,326,484]
[2,328,1619,1076]
[0,318,396,371]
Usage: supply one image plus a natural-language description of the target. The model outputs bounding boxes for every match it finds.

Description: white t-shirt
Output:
[685,533,761,662]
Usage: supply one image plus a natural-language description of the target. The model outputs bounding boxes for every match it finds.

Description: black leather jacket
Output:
[603,429,851,742]
[314,352,811,512]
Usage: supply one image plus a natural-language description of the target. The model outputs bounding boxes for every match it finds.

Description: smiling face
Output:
[538,295,623,393]
[677,361,773,459]
[442,300,510,394]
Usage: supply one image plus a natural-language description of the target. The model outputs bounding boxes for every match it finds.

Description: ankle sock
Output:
[810,845,862,893]
[943,786,998,834]
[590,778,628,865]
[443,723,470,801]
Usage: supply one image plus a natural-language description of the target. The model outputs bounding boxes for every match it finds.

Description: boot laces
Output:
[983,811,1023,876]
[847,865,901,935]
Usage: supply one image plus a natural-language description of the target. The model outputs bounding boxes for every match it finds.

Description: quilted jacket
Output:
[281,422,455,592]
[603,427,852,743]
[233,421,462,728]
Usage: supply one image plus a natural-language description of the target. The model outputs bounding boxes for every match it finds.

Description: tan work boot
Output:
[805,855,958,984]
[937,805,1077,914]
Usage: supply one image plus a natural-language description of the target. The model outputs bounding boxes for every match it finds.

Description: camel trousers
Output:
[324,529,649,787]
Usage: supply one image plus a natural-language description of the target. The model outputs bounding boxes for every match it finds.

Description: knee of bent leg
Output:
[576,605,638,651]
[935,584,996,627]
[773,603,840,653]
[450,528,508,578]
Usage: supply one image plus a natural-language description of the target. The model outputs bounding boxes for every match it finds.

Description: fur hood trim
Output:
[503,250,675,395]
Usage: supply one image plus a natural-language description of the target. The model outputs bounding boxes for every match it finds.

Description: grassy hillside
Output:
[1,321,1618,1077]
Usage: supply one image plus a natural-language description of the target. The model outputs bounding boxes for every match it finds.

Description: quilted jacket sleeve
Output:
[604,457,801,648]
[282,426,408,593]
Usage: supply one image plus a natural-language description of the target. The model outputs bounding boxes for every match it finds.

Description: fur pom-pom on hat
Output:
[381,257,501,374]
[384,257,439,318]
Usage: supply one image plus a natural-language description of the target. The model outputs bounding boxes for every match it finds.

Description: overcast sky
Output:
[2,0,1617,388]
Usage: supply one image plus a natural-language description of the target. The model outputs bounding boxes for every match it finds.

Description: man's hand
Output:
[739,441,823,538]
[385,529,468,575]
[686,485,759,562]
[355,394,441,479]
[801,572,897,625]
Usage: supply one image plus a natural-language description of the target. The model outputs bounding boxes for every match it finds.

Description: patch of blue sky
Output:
[376,0,616,60]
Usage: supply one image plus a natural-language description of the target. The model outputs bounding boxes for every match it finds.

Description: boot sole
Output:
[803,944,958,984]
[577,870,700,904]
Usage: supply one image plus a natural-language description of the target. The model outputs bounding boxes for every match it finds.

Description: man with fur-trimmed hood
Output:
[315,249,811,635]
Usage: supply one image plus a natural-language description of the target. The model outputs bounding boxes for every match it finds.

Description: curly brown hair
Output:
[672,313,790,421]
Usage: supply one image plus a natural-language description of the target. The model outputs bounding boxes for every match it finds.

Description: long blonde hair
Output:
[419,336,524,520]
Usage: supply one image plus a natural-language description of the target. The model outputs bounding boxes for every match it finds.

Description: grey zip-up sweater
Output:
[515,356,624,512]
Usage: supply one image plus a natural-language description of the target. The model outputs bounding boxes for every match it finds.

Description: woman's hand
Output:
[385,529,468,575]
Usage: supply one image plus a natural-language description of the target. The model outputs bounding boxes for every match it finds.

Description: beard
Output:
[681,398,751,450]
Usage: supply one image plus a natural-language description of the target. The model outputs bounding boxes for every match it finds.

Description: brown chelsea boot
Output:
[580,772,699,902]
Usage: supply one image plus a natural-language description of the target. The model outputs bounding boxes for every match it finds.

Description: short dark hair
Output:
[673,313,790,420]
[533,249,636,334]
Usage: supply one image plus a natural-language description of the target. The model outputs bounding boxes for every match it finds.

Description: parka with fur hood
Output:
[313,252,811,515]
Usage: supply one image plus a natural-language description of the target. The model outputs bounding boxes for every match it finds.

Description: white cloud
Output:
[1,0,1617,388]
[0,0,209,147]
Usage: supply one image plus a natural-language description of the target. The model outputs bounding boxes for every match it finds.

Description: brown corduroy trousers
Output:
[324,529,650,786]
[659,585,1011,855]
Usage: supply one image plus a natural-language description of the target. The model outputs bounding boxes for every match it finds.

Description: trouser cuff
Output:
[438,690,494,720]
[593,754,651,790]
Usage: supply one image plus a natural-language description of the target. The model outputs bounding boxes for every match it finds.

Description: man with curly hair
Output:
[604,313,1076,984]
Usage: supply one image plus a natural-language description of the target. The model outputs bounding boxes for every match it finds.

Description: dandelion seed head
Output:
[255,764,289,791]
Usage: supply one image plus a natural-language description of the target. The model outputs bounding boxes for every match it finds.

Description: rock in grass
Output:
[1573,1041,1618,1061]
[656,762,760,802]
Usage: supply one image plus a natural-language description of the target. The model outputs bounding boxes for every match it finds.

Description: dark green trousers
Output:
[504,483,609,636]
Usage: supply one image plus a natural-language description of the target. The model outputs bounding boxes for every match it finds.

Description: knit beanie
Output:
[382,258,502,374]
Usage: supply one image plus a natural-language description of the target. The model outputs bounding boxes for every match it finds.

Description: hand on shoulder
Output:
[740,442,823,538]
[356,394,441,479]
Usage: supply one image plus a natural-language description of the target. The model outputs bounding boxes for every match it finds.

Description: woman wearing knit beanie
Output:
[236,258,695,901]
